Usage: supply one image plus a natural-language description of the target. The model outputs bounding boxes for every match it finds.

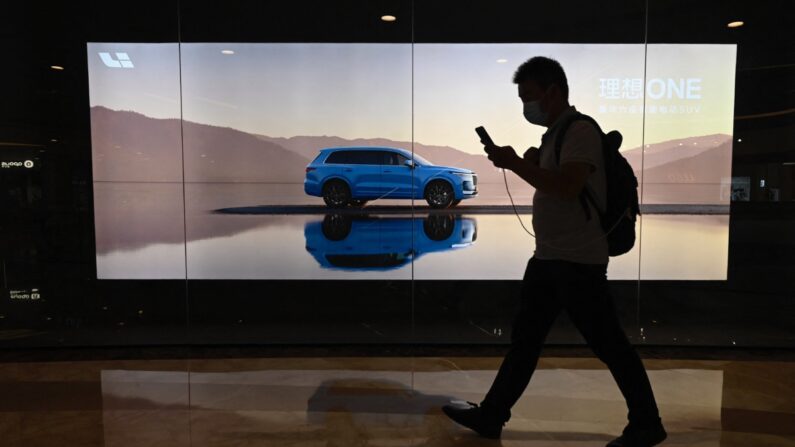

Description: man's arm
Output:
[487,145,592,200]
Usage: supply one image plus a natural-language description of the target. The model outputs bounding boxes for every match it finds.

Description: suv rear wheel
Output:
[322,180,351,208]
[321,214,352,240]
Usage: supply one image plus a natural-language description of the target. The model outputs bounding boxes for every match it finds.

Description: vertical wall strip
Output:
[637,0,650,339]
[176,0,193,443]
[410,0,416,391]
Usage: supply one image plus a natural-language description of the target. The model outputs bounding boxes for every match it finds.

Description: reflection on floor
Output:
[1,356,794,446]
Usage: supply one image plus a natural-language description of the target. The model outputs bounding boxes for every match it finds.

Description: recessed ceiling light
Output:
[50,65,64,70]
[496,59,508,63]
[381,15,396,22]
[221,50,235,55]
[727,21,744,28]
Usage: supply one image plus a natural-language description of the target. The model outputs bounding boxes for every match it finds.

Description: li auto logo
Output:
[98,52,134,68]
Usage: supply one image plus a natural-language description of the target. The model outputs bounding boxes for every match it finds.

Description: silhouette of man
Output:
[442,56,666,447]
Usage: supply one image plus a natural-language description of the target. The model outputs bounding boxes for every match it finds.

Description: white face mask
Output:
[523,100,548,126]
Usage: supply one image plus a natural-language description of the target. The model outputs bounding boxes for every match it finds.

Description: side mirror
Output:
[404,159,415,168]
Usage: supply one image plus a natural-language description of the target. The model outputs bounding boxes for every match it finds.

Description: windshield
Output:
[410,153,434,166]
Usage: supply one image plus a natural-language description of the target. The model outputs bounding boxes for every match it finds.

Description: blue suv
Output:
[304,147,478,208]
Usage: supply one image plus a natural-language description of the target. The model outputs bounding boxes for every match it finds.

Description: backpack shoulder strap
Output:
[553,112,582,165]
[553,112,604,162]
[552,112,605,222]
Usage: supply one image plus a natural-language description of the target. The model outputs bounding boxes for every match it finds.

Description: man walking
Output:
[442,56,667,447]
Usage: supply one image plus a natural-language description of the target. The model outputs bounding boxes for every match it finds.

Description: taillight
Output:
[306,167,316,173]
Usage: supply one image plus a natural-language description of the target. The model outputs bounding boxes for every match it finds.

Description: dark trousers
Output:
[481,257,660,426]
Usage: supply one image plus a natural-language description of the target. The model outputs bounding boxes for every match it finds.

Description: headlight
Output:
[450,171,472,177]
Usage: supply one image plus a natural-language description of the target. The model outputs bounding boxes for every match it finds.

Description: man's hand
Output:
[523,146,540,166]
[485,144,521,170]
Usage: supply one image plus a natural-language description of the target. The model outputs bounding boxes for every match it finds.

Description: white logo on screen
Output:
[599,78,702,100]
[98,52,134,68]
[1,160,33,169]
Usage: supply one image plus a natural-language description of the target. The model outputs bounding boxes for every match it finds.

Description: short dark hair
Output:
[513,56,569,99]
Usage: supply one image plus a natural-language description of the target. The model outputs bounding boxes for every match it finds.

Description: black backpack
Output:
[554,112,640,257]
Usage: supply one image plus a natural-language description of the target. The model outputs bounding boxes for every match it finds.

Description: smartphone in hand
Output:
[475,126,495,150]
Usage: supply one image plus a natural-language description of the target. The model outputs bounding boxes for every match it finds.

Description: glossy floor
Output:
[1,356,794,446]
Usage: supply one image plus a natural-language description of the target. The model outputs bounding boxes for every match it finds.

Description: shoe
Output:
[441,401,504,439]
[606,421,667,447]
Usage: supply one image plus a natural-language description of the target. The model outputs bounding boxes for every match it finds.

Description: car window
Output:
[382,152,397,165]
[325,151,350,164]
[348,151,381,165]
[325,150,398,165]
[381,152,410,166]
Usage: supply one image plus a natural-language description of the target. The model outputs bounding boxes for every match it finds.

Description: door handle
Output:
[344,168,353,172]
[383,170,392,173]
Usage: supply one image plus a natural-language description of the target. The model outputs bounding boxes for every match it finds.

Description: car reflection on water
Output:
[304,214,477,271]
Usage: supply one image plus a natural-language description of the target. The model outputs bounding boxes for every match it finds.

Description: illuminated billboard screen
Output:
[87,43,736,280]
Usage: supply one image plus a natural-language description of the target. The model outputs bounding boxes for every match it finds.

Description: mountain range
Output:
[90,106,732,203]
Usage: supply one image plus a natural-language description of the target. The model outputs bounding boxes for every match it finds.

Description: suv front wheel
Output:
[424,180,454,209]
[322,180,351,208]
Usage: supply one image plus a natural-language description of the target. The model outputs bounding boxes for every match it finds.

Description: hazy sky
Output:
[88,42,736,153]
[88,43,181,119]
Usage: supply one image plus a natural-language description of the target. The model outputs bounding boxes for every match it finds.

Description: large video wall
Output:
[88,43,736,280]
